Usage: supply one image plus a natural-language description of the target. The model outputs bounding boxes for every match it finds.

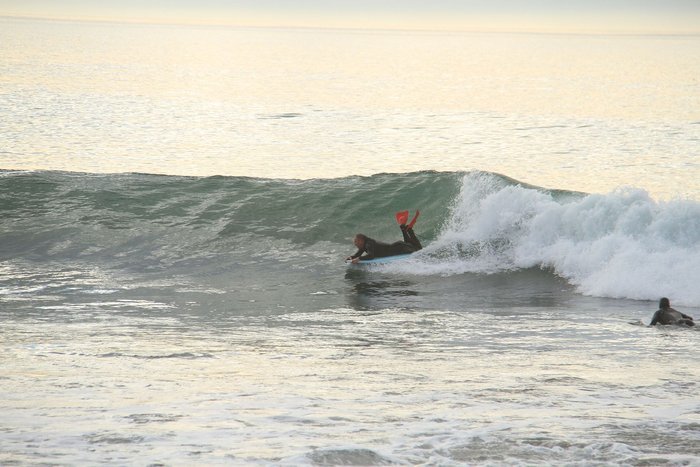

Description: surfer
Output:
[649,297,695,327]
[347,210,422,264]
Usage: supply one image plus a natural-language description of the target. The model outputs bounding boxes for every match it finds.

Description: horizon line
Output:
[3,14,700,38]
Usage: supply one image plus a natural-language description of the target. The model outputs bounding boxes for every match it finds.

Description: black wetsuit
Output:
[351,226,422,261]
[650,307,695,326]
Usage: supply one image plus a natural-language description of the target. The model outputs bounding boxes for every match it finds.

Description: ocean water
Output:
[1,18,700,466]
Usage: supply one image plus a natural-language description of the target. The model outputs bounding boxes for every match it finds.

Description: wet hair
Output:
[659,297,670,309]
[354,233,367,242]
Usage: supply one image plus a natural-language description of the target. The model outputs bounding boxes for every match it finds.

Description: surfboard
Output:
[346,254,412,266]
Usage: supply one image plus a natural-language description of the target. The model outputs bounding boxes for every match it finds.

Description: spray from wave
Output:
[408,172,700,306]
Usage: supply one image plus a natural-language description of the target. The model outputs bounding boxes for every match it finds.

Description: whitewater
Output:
[412,172,700,306]
[2,18,700,466]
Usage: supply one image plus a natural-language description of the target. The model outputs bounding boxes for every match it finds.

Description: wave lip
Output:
[412,172,700,306]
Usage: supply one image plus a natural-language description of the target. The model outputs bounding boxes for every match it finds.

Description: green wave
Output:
[0,170,473,261]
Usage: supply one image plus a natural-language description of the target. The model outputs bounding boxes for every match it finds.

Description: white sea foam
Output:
[410,173,700,306]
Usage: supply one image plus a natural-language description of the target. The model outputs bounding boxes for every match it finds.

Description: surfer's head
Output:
[353,234,367,249]
[659,297,670,310]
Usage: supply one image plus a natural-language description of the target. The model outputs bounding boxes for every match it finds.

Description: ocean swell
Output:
[2,169,699,306]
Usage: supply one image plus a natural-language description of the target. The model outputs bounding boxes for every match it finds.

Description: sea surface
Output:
[1,18,700,465]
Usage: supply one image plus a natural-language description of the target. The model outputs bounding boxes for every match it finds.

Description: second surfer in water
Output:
[649,297,695,326]
[347,210,422,264]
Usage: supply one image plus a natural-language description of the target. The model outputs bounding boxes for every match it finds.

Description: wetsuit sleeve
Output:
[650,310,661,326]
[350,249,364,259]
[680,312,694,321]
[359,240,376,261]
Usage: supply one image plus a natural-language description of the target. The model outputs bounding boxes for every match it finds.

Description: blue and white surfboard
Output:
[347,254,412,266]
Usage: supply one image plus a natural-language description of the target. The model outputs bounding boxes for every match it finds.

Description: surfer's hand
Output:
[351,257,360,264]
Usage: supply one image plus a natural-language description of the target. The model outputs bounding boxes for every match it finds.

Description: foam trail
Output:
[413,173,700,306]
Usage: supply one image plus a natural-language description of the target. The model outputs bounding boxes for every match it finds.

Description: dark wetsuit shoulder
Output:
[359,237,417,260]
[651,308,694,326]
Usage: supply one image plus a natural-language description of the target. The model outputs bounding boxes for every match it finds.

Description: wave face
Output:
[0,169,460,267]
[413,172,700,306]
[2,170,699,306]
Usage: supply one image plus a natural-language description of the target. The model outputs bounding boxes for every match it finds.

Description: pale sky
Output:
[2,0,700,33]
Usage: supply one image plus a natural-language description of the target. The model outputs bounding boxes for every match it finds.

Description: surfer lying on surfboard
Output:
[346,210,422,264]
[649,297,695,327]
